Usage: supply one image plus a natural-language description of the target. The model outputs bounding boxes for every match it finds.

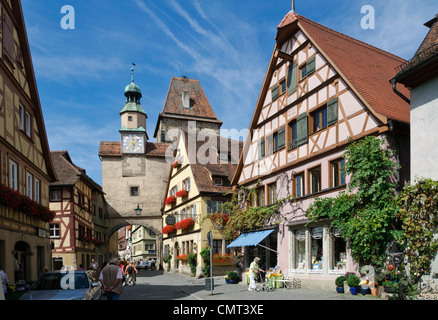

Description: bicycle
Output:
[255,272,274,292]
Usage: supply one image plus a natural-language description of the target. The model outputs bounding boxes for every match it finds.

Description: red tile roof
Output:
[98,141,170,158]
[278,12,410,124]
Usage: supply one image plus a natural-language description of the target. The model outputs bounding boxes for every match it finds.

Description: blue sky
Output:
[21,0,436,185]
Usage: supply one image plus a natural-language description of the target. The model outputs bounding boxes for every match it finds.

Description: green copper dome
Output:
[124,81,142,96]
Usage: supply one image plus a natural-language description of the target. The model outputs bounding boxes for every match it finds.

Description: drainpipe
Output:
[390,79,410,104]
[388,119,401,192]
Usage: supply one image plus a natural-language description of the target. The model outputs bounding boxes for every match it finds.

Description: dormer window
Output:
[182,91,190,109]
[213,178,223,186]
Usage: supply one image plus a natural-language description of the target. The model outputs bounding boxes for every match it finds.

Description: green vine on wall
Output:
[397,178,438,281]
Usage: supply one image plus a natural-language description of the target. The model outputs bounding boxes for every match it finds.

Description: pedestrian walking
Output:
[248,257,264,291]
[0,265,9,296]
[99,257,123,300]
[126,262,137,285]
[89,258,99,280]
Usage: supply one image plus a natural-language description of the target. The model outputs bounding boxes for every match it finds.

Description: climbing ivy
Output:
[306,136,401,268]
[397,178,438,281]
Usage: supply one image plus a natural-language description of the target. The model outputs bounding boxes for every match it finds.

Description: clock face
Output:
[122,134,144,153]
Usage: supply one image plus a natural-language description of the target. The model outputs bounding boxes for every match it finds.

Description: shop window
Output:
[311,227,323,271]
[309,166,321,194]
[331,158,346,187]
[294,230,306,270]
[332,229,347,272]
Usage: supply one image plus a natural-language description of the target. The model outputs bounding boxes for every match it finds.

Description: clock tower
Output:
[120,67,148,154]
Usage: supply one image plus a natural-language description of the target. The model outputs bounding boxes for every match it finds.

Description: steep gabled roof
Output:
[277,11,410,124]
[392,13,438,88]
[50,150,103,192]
[153,77,223,138]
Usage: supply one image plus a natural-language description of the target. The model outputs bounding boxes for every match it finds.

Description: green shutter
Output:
[306,56,316,75]
[258,138,265,159]
[327,98,338,126]
[277,127,285,150]
[296,113,308,147]
[266,134,273,155]
[271,85,279,101]
[287,63,298,95]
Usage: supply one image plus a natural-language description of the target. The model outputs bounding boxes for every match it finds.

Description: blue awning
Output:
[226,229,275,248]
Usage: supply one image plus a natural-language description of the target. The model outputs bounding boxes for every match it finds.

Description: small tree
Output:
[307,136,401,268]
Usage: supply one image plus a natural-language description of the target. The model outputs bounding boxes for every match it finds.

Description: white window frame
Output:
[26,171,33,199]
[50,223,60,238]
[9,160,18,191]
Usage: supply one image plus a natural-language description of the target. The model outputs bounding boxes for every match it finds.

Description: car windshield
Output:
[32,272,90,290]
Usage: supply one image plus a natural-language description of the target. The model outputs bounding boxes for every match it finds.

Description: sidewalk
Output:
[172,273,381,300]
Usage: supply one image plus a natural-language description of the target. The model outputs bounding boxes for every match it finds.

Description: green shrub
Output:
[347,274,360,287]
[335,276,346,287]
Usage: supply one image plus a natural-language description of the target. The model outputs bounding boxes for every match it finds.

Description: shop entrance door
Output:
[14,241,29,281]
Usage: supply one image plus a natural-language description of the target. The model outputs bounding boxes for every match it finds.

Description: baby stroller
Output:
[255,272,274,292]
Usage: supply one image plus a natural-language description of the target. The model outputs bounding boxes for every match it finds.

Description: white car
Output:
[20,270,102,300]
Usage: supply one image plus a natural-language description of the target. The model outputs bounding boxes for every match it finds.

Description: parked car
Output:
[20,270,102,300]
[136,261,150,270]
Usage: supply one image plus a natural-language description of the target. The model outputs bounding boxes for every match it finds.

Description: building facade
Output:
[391,12,438,286]
[132,225,157,262]
[162,132,241,277]
[49,151,109,270]
[231,11,410,290]
[0,0,57,283]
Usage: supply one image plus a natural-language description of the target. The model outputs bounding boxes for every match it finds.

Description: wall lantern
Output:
[134,204,143,216]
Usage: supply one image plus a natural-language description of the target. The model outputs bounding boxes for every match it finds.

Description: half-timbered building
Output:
[230,11,411,290]
[0,0,57,283]
[49,151,108,271]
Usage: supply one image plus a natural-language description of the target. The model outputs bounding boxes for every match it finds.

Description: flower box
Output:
[165,195,177,205]
[175,218,195,231]
[176,254,189,262]
[212,253,233,265]
[162,225,177,234]
[176,189,188,198]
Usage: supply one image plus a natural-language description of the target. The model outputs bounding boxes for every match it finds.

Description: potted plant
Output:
[383,280,395,293]
[347,274,360,295]
[225,271,239,284]
[335,275,346,293]
[369,281,378,296]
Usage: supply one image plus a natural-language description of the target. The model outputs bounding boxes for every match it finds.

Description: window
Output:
[19,105,25,131]
[267,183,277,204]
[250,187,265,208]
[9,160,18,191]
[331,158,346,187]
[26,172,33,199]
[207,200,223,214]
[212,239,222,254]
[311,227,323,270]
[3,13,15,62]
[288,120,298,150]
[25,111,31,137]
[50,223,60,238]
[300,56,316,80]
[130,186,139,196]
[182,177,191,191]
[128,116,133,121]
[266,127,285,155]
[280,79,286,95]
[213,177,223,186]
[295,230,306,269]
[310,106,328,133]
[50,187,61,201]
[258,138,265,159]
[35,178,41,203]
[78,193,85,207]
[309,166,321,194]
[293,172,305,198]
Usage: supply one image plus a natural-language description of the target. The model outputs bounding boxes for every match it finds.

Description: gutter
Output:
[390,79,410,104]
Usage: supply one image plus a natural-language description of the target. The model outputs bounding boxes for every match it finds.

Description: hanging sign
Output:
[165,215,176,226]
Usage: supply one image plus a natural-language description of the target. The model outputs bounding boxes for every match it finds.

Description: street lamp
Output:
[134,204,142,216]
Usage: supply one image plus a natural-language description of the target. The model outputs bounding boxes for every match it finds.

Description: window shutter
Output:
[258,138,265,159]
[3,14,15,62]
[266,134,274,155]
[296,113,308,147]
[271,85,279,101]
[187,177,191,191]
[277,127,285,150]
[306,56,316,75]
[327,98,338,126]
[287,63,298,94]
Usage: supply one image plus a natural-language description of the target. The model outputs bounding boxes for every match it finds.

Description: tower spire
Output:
[131,62,136,82]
